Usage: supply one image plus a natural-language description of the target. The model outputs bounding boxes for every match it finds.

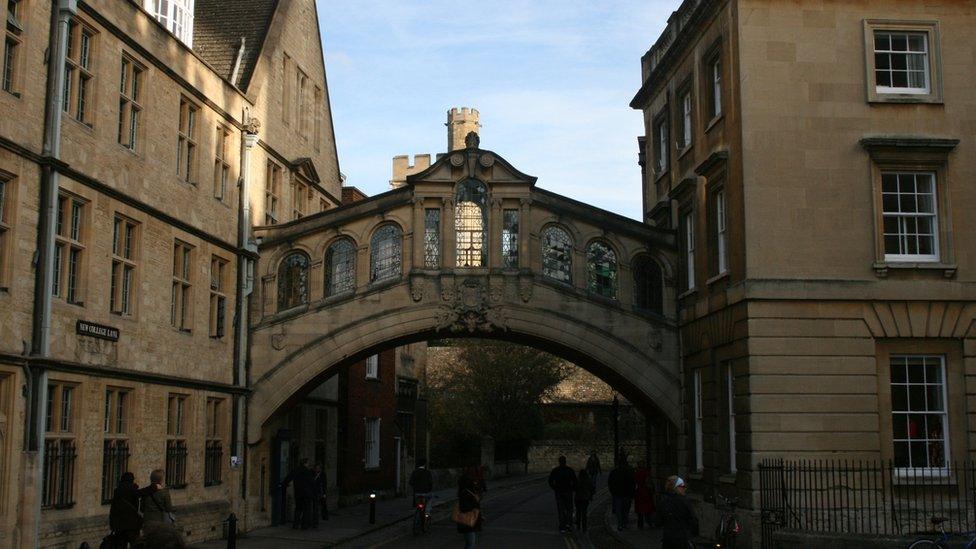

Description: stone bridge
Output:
[247,140,680,443]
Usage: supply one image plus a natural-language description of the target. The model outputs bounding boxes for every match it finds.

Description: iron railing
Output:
[42,438,77,508]
[165,439,188,488]
[205,440,223,486]
[101,439,131,503]
[759,459,976,548]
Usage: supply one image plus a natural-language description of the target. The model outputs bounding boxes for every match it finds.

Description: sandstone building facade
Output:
[631,0,975,540]
[0,0,342,546]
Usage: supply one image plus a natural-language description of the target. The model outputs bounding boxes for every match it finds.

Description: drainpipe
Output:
[24,0,76,546]
[232,115,260,500]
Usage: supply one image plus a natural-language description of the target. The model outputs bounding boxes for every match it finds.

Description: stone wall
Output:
[527,440,647,474]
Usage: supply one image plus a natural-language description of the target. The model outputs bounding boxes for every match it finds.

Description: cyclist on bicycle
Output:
[410,459,435,506]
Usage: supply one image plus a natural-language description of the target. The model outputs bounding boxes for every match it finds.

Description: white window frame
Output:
[365,354,378,379]
[693,369,703,471]
[653,110,668,175]
[681,91,692,149]
[716,190,727,274]
[364,417,380,469]
[881,171,939,263]
[726,363,736,473]
[145,0,195,47]
[863,20,942,104]
[711,56,722,118]
[873,30,930,95]
[890,355,949,475]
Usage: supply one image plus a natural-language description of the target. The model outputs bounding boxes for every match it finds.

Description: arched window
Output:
[633,254,663,314]
[587,241,617,299]
[455,178,487,267]
[370,224,402,283]
[325,239,356,296]
[542,226,573,283]
[277,252,309,311]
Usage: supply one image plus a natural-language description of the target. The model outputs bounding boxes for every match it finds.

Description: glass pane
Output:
[892,70,908,88]
[277,253,309,310]
[874,53,889,70]
[586,242,617,298]
[874,32,890,51]
[881,173,898,193]
[891,385,908,412]
[455,179,487,268]
[893,441,909,467]
[892,414,907,439]
[908,34,926,52]
[891,34,908,51]
[907,385,924,411]
[926,386,944,412]
[370,225,402,282]
[906,415,922,440]
[542,227,572,283]
[909,441,926,467]
[924,359,942,384]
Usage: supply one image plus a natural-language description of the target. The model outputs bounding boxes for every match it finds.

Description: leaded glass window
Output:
[424,209,440,269]
[502,209,519,268]
[587,241,617,299]
[455,179,487,267]
[633,255,663,314]
[542,226,572,284]
[277,252,308,311]
[370,224,402,283]
[325,239,356,296]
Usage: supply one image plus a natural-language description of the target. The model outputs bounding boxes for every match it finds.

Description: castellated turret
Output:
[390,107,481,188]
[447,107,481,152]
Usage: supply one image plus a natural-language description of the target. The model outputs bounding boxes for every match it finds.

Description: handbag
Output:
[451,490,480,528]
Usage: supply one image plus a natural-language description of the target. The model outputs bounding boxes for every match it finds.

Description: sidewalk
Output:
[192,473,546,549]
[604,505,663,549]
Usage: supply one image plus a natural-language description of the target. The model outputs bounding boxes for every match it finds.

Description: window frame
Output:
[54,192,87,305]
[693,368,703,471]
[703,42,723,123]
[63,18,97,126]
[423,208,441,269]
[652,106,669,178]
[165,393,189,489]
[364,417,380,470]
[707,184,728,278]
[676,80,694,153]
[177,96,199,185]
[277,251,310,312]
[117,55,144,152]
[325,238,357,297]
[541,225,573,285]
[110,215,138,316]
[369,224,403,284]
[213,125,231,200]
[204,397,224,486]
[209,254,227,338]
[726,363,736,473]
[681,209,696,291]
[43,381,78,509]
[585,240,618,300]
[0,172,13,289]
[863,20,943,104]
[365,354,379,380]
[889,354,949,472]
[265,160,281,225]
[171,240,193,331]
[501,208,519,269]
[3,0,23,96]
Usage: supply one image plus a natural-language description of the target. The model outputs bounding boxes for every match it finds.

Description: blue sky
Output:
[317,1,675,220]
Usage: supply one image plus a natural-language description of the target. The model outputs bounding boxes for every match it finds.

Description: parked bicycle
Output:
[907,516,976,548]
[412,493,435,536]
[713,494,742,549]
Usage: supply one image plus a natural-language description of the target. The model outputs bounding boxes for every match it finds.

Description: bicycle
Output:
[412,493,435,536]
[713,494,742,549]
[907,516,976,548]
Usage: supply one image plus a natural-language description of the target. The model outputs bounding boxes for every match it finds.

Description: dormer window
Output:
[144,0,194,47]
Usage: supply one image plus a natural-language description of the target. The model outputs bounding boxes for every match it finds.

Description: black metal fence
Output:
[101,439,131,503]
[165,439,188,488]
[42,438,76,508]
[205,440,223,486]
[759,459,976,548]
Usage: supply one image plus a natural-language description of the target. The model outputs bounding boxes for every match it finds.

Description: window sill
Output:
[718,472,737,485]
[64,115,94,134]
[705,114,724,133]
[869,93,942,105]
[365,376,380,382]
[4,90,21,99]
[204,481,223,488]
[892,469,955,486]
[653,167,669,184]
[873,261,956,279]
[209,334,225,340]
[174,327,192,335]
[687,471,703,481]
[677,144,694,161]
[706,271,729,286]
[119,144,142,158]
[678,287,698,300]
[110,311,137,322]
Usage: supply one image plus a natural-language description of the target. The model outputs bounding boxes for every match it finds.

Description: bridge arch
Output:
[249,144,680,443]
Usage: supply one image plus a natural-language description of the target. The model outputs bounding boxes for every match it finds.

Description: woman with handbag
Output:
[454,472,483,548]
[107,472,142,548]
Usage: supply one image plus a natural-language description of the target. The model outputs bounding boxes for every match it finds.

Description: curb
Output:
[329,473,546,548]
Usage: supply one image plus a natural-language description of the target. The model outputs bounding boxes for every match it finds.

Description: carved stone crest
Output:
[271,325,287,350]
[647,327,663,352]
[478,153,495,168]
[409,275,427,302]
[450,153,465,167]
[436,277,506,333]
[518,273,533,303]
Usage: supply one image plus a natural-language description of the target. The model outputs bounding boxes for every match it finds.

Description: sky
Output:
[317,1,675,221]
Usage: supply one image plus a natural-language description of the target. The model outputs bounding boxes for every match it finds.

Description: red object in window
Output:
[908,419,919,439]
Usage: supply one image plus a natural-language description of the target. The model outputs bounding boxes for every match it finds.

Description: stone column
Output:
[518,198,531,270]
[489,198,502,269]
[412,197,425,269]
[442,197,456,269]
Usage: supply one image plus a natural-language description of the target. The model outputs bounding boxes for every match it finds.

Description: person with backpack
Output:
[107,472,142,548]
[454,470,483,548]
[574,468,596,532]
[660,475,699,549]
[140,469,175,529]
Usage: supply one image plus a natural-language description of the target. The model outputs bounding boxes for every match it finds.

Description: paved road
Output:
[373,479,627,549]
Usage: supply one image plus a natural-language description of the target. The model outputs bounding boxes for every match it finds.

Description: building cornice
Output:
[859,136,960,154]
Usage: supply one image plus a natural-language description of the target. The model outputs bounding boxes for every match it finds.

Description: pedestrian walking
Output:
[607,456,636,531]
[282,458,315,529]
[585,451,602,486]
[107,472,142,548]
[140,469,175,529]
[454,470,483,548]
[634,460,656,529]
[660,476,699,549]
[547,455,577,533]
[574,468,595,532]
[311,463,327,526]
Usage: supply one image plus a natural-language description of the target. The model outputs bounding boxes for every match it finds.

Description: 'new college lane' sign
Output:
[76,320,120,342]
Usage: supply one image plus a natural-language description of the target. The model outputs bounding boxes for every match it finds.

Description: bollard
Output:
[226,512,238,549]
[369,493,376,524]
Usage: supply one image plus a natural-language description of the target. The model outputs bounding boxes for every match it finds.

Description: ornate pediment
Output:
[404,146,537,189]
[291,157,321,184]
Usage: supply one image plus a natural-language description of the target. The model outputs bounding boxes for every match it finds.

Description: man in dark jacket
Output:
[661,476,699,548]
[108,472,142,548]
[547,455,577,533]
[282,458,315,529]
[607,457,636,531]
[585,451,602,486]
[409,458,434,505]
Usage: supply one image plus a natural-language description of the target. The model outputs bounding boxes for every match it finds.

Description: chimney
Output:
[446,107,481,151]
